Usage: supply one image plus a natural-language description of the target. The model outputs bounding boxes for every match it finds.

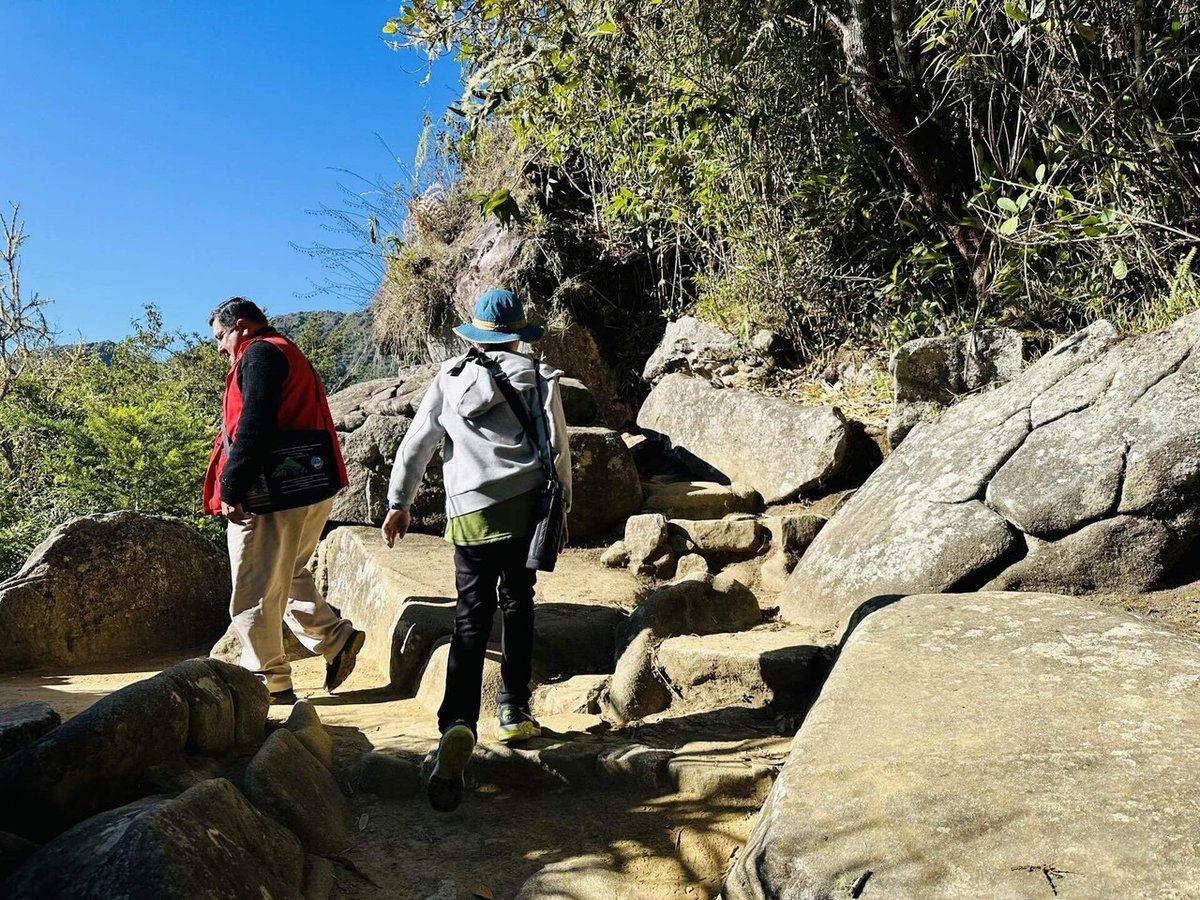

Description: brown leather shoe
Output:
[325,629,365,692]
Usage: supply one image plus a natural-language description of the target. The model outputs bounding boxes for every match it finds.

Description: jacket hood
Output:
[444,350,562,420]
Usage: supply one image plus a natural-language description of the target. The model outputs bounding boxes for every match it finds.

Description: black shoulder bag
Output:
[463,348,565,572]
[222,359,342,515]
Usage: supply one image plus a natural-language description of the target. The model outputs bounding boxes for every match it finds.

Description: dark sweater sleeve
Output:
[220,341,289,505]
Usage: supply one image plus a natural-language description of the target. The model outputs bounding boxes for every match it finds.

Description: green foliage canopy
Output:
[387,0,1200,351]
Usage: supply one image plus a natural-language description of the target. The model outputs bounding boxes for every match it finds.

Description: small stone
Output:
[647,550,676,580]
[290,725,334,769]
[623,514,669,567]
[600,541,630,568]
[532,675,609,717]
[751,330,780,354]
[595,744,673,791]
[674,554,709,579]
[284,699,322,732]
[282,702,333,767]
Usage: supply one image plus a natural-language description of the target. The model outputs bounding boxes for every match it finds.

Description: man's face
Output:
[212,319,243,359]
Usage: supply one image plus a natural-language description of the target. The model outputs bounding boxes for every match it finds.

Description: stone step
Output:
[315,529,637,693]
[657,628,829,715]
[357,716,786,805]
[641,479,764,520]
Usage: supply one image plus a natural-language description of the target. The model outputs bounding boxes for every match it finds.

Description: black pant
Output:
[438,536,537,734]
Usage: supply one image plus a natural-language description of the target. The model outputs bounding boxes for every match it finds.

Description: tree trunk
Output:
[823,0,991,305]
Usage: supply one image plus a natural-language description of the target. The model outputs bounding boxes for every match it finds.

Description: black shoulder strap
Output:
[466,348,558,484]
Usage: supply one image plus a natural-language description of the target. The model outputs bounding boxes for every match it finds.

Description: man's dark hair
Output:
[208,297,268,328]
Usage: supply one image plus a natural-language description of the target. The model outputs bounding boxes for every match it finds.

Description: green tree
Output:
[0,308,227,578]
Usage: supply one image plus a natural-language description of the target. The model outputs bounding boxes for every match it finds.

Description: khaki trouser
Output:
[227,496,352,692]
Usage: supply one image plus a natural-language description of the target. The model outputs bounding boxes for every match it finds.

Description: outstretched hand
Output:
[382,507,411,548]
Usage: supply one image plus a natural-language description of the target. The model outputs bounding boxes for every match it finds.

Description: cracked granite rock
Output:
[780,314,1200,632]
[727,592,1200,899]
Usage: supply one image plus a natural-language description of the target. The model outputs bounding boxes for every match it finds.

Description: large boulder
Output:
[243,728,350,856]
[567,426,643,539]
[642,315,738,383]
[638,375,850,503]
[328,364,445,529]
[888,327,1024,447]
[0,513,229,671]
[2,778,306,900]
[0,659,265,841]
[781,316,1200,632]
[726,592,1200,899]
[330,370,636,532]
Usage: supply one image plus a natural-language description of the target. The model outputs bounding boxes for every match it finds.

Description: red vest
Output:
[202,331,348,514]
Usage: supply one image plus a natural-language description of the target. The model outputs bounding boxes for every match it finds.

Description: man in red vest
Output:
[203,297,365,704]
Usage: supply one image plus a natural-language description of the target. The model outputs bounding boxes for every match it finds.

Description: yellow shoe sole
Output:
[496,719,542,744]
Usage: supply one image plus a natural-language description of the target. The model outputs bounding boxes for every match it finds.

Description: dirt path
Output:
[0,646,783,899]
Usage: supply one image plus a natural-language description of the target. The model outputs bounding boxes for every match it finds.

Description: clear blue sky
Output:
[2,2,462,343]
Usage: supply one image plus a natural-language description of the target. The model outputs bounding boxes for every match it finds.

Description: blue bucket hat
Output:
[452,288,545,344]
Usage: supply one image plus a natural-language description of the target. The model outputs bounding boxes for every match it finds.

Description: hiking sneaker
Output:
[427,722,476,813]
[496,705,542,744]
[268,687,299,706]
[325,629,366,693]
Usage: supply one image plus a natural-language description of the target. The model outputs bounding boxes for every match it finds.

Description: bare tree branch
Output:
[1,204,54,401]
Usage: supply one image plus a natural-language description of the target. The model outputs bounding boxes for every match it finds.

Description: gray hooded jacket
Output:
[386,349,572,518]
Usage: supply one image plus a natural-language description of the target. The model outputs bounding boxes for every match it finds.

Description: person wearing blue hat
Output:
[380,288,572,812]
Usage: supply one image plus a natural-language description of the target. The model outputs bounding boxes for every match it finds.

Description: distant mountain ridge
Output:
[271,309,399,389]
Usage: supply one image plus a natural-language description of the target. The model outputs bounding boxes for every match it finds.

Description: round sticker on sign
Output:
[311,456,325,470]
